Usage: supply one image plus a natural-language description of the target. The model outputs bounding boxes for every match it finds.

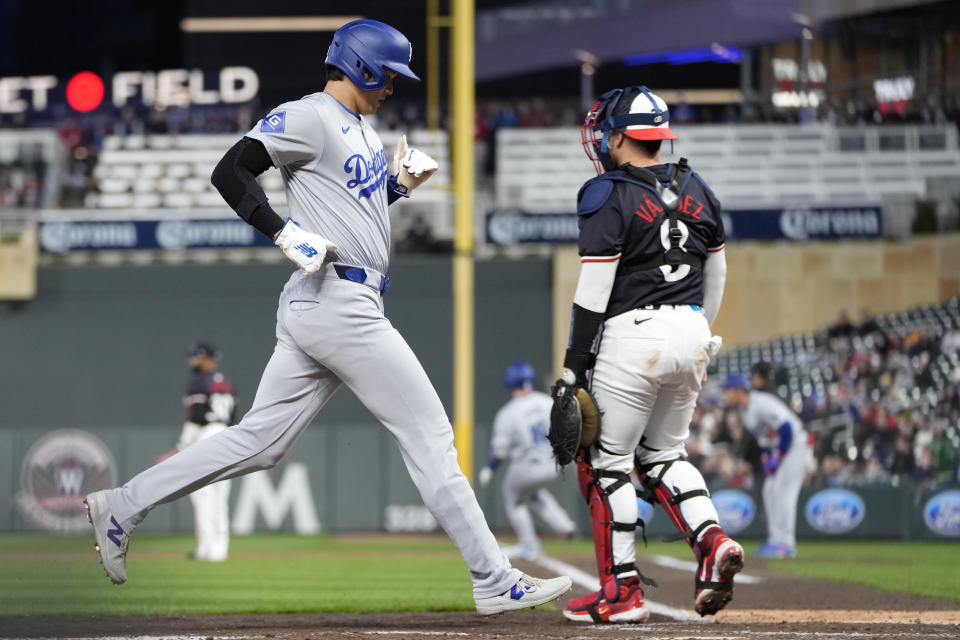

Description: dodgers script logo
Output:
[711,489,756,534]
[805,489,866,534]
[344,148,388,199]
[923,490,960,537]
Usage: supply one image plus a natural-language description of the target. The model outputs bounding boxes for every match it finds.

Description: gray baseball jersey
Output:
[246,92,391,273]
[491,390,576,555]
[742,390,810,549]
[491,391,555,467]
[740,390,806,452]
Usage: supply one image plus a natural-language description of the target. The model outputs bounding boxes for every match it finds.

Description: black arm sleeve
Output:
[211,136,285,239]
[562,303,606,385]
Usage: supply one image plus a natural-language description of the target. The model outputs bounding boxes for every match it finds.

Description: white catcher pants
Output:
[589,306,720,571]
[105,267,521,598]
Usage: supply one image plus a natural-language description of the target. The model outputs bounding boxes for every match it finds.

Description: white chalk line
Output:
[361,632,471,637]
[533,554,705,623]
[649,554,764,584]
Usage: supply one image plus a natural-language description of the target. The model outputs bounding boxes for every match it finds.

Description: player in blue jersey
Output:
[478,361,577,559]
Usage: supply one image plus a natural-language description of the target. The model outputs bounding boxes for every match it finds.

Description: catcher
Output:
[549,85,743,623]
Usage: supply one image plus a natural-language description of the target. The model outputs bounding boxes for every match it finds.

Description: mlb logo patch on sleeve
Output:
[261,112,286,133]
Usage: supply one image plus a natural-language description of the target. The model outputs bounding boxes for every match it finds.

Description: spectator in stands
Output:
[889,430,916,480]
[942,324,960,358]
[930,424,958,485]
[828,310,856,339]
[820,453,853,486]
[751,361,773,392]
[858,310,880,335]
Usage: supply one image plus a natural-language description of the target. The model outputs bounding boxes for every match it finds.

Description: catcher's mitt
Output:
[548,380,601,466]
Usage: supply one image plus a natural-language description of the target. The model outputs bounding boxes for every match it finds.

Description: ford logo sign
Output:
[711,489,756,534]
[805,489,865,534]
[637,498,655,526]
[923,490,960,538]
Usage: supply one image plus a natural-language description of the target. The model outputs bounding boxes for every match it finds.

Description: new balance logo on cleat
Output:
[107,516,125,548]
[474,574,572,615]
[295,243,319,258]
[510,583,533,600]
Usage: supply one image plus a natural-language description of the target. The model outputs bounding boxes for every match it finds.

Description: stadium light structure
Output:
[574,49,600,113]
[180,16,362,33]
[623,44,743,67]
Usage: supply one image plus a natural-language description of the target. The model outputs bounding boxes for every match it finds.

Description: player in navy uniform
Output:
[157,342,236,561]
[556,86,744,623]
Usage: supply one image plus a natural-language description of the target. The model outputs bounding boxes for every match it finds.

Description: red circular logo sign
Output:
[66,71,105,112]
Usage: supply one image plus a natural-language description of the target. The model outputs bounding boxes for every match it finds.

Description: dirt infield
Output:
[4,552,957,639]
[5,611,959,640]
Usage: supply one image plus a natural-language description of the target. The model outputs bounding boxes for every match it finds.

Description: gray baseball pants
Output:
[104,267,521,598]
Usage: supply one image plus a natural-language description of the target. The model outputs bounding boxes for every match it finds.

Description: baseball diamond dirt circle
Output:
[4,553,958,639]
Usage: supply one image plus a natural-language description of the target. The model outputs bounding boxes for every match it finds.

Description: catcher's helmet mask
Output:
[581,85,678,175]
[325,19,420,91]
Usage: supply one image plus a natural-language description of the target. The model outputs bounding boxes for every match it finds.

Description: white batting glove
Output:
[477,467,493,488]
[274,218,338,275]
[393,134,438,195]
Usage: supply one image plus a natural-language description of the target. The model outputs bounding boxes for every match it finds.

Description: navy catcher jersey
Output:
[184,371,236,426]
[576,163,725,318]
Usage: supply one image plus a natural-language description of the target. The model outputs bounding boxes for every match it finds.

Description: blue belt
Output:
[640,304,702,312]
[332,263,391,295]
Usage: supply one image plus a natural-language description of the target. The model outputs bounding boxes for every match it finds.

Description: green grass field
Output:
[1,534,957,616]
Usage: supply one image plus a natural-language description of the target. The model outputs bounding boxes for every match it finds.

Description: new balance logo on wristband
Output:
[295,243,318,258]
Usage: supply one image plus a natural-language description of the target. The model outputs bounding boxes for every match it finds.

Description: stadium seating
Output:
[87,130,451,210]
[495,124,960,210]
[709,298,960,422]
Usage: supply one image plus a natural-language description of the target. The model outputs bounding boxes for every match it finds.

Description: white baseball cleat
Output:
[84,490,129,585]
[474,573,573,615]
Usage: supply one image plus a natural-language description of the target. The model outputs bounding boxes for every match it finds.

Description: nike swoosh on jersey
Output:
[634,317,651,325]
[341,126,350,134]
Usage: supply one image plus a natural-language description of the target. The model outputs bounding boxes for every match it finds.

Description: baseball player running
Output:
[723,373,812,558]
[83,19,571,614]
[156,342,235,562]
[478,361,577,560]
[552,86,743,623]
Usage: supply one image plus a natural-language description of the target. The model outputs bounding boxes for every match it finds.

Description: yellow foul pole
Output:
[451,0,475,481]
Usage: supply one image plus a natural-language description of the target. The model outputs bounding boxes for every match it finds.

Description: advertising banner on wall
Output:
[484,204,883,245]
[38,217,275,252]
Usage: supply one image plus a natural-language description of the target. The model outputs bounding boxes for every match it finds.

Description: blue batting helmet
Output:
[722,372,751,391]
[325,19,420,91]
[503,361,535,390]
